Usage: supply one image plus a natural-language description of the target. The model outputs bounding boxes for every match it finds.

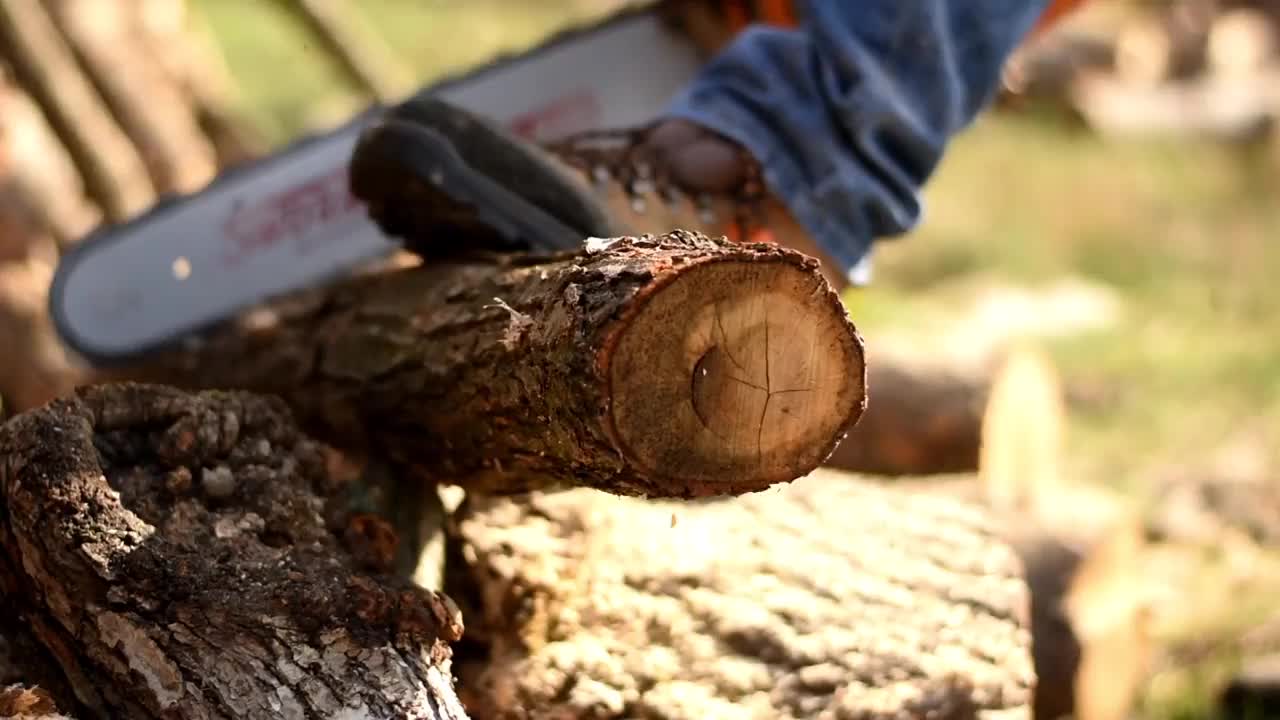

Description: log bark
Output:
[825,361,989,476]
[104,231,867,499]
[46,0,219,195]
[0,0,155,221]
[446,471,1036,719]
[0,383,468,720]
[275,0,412,102]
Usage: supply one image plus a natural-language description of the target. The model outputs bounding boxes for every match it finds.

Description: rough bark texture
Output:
[106,232,866,499]
[47,0,219,195]
[826,361,989,476]
[447,469,1035,720]
[0,0,155,221]
[0,684,73,720]
[0,383,468,720]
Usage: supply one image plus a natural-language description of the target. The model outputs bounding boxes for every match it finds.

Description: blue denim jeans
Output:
[665,0,1051,285]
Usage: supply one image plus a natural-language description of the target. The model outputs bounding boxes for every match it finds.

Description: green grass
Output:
[863,113,1280,495]
[188,0,612,143]
[187,5,1280,716]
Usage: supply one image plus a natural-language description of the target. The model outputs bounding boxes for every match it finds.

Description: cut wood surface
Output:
[105,231,867,499]
[47,0,219,195]
[447,470,1035,720]
[0,383,468,720]
[0,0,155,220]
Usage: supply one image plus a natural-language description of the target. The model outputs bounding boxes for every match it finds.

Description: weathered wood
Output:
[0,383,468,720]
[275,0,412,102]
[104,231,867,499]
[0,685,72,720]
[0,0,154,220]
[447,470,1035,719]
[46,0,218,194]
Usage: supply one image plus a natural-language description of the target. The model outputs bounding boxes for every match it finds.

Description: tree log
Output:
[0,0,154,221]
[105,231,867,499]
[825,361,989,476]
[46,0,219,195]
[0,383,468,720]
[446,471,1036,719]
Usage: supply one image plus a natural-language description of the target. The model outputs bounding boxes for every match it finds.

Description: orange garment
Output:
[721,0,1087,36]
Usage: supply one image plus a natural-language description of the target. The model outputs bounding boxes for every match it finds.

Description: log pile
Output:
[2,362,1044,718]
[1002,0,1280,142]
[0,0,262,416]
[0,3,1143,717]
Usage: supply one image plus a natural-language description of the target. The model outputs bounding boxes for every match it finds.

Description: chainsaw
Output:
[47,0,804,366]
[48,0,1080,366]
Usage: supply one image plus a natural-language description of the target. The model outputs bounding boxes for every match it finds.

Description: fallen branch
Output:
[104,231,867,499]
[447,472,1035,719]
[0,383,468,719]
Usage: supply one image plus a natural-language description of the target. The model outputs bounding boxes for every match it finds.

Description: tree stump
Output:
[106,231,867,499]
[446,476,1036,719]
[0,383,468,719]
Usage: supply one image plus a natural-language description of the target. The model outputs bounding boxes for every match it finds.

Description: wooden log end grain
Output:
[597,234,867,494]
[0,383,468,720]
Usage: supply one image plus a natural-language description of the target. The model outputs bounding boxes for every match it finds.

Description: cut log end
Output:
[607,256,865,492]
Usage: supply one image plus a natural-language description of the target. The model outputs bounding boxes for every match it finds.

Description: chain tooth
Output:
[630,196,647,214]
